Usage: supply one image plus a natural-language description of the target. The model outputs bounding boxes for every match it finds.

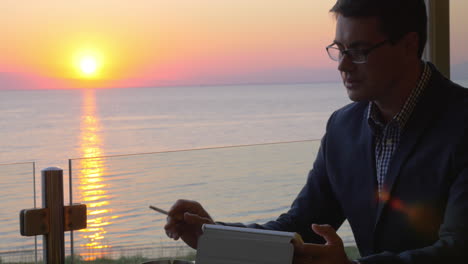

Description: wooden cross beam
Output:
[19,167,87,263]
[20,204,87,235]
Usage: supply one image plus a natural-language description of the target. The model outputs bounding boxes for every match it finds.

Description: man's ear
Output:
[402,32,420,58]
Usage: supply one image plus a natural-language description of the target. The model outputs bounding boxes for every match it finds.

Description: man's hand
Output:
[163,199,215,249]
[293,224,354,264]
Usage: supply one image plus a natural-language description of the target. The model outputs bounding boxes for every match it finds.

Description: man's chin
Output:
[346,89,368,102]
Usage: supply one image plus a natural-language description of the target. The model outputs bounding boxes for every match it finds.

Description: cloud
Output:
[147,66,341,87]
[0,72,81,90]
[0,72,34,90]
[223,66,341,85]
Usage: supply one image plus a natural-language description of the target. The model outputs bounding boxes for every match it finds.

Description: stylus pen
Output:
[149,205,169,215]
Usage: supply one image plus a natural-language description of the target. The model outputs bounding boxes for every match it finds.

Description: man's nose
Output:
[337,53,355,73]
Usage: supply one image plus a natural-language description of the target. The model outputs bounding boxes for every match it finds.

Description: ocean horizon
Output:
[1,82,352,168]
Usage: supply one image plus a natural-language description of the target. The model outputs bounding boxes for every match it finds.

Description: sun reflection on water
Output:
[77,89,115,260]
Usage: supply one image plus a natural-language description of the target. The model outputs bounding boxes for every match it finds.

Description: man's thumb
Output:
[311,224,342,245]
[184,212,213,225]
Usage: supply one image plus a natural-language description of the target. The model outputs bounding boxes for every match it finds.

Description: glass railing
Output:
[69,140,357,262]
[0,162,39,263]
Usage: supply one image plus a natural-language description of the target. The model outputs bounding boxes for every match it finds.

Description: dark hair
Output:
[330,0,427,58]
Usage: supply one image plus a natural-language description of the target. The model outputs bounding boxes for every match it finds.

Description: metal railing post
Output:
[42,167,65,263]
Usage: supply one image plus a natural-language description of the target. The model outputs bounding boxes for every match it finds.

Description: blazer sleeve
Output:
[218,112,346,243]
[358,129,468,264]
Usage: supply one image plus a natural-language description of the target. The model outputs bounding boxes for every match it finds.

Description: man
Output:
[165,0,468,263]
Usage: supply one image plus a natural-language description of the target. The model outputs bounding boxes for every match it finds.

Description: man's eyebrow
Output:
[333,40,373,49]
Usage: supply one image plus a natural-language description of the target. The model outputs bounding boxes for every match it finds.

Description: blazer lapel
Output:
[361,109,378,210]
[360,111,379,253]
[373,69,445,227]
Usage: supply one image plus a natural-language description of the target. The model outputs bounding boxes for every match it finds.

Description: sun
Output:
[80,56,98,75]
[74,50,103,79]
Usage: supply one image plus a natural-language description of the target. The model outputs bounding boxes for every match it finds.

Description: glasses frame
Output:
[326,39,390,64]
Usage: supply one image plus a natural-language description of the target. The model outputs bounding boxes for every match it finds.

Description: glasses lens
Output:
[348,50,366,64]
[327,46,341,61]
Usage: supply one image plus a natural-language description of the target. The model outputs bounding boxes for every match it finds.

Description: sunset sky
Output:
[0,0,467,90]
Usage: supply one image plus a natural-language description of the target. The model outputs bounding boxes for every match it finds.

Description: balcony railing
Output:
[0,162,40,263]
[68,140,356,262]
[3,140,358,263]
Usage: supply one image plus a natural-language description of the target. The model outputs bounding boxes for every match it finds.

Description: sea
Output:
[1,81,466,261]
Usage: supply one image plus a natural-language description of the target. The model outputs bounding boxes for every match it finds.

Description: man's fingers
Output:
[184,212,214,225]
[163,199,214,246]
[168,199,204,216]
[164,215,185,239]
[293,240,326,256]
[164,215,180,231]
[292,234,327,256]
[291,238,305,254]
[311,224,343,245]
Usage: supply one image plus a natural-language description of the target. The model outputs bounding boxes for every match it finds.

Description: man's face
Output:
[334,15,407,102]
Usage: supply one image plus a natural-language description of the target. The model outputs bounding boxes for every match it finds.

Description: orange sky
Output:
[0,1,467,89]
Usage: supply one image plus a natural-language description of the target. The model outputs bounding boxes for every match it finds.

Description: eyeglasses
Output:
[326,40,390,64]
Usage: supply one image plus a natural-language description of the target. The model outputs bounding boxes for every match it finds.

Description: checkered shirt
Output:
[368,63,432,193]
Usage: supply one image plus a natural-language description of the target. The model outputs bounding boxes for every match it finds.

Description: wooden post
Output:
[42,167,65,263]
[20,167,87,263]
[424,0,450,78]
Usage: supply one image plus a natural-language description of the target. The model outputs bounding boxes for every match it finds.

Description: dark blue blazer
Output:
[226,64,468,263]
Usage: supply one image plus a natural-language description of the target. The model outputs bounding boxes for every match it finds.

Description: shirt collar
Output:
[367,62,432,132]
